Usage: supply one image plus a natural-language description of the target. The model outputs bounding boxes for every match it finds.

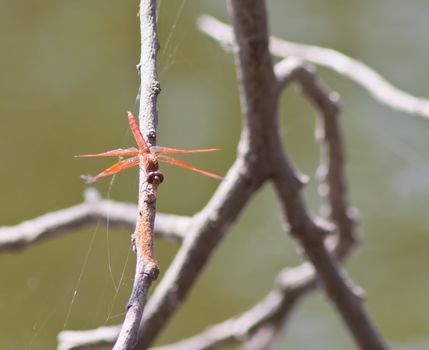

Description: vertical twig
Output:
[113,1,161,349]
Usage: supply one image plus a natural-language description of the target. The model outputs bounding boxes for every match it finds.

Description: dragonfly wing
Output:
[75,147,138,158]
[158,155,223,180]
[81,156,140,183]
[152,146,221,155]
[127,111,150,153]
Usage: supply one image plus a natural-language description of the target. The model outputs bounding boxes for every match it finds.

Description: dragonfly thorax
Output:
[142,152,163,185]
[142,153,159,172]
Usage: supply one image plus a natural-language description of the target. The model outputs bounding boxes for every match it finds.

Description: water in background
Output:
[0,1,428,349]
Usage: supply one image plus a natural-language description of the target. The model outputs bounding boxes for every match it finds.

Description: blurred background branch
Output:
[0,188,187,252]
[198,14,429,120]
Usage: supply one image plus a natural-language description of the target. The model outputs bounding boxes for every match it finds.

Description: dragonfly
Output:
[76,111,223,184]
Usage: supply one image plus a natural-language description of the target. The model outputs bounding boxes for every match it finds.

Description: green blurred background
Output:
[1,1,428,349]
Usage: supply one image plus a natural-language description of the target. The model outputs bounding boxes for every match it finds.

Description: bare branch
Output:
[58,326,121,350]
[244,58,363,348]
[199,4,389,350]
[0,188,187,253]
[150,265,315,350]
[198,14,429,120]
[273,159,387,350]
[273,63,388,349]
[275,57,361,258]
[112,1,162,348]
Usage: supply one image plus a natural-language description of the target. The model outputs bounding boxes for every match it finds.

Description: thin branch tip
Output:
[83,187,101,202]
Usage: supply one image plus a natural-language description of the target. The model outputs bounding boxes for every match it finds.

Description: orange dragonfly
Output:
[76,111,223,184]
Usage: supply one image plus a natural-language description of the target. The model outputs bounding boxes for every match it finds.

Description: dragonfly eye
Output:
[147,171,164,185]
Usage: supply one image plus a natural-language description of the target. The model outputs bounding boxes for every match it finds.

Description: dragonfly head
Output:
[147,171,164,186]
